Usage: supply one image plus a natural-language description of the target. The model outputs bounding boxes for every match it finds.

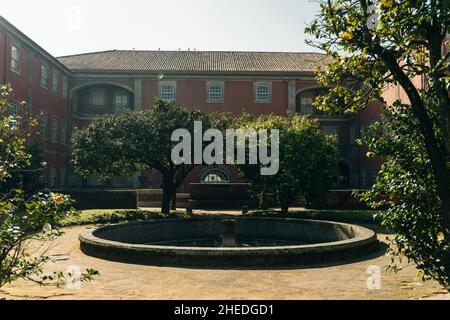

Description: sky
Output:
[0,0,322,57]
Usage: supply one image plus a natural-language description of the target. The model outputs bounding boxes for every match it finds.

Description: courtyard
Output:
[0,210,448,300]
[1,0,449,309]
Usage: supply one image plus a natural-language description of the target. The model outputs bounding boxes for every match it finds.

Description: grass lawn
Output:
[248,209,380,225]
[59,209,185,227]
[59,208,381,227]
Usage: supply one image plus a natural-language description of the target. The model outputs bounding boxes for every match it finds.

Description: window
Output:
[200,168,231,184]
[112,176,133,187]
[299,91,314,115]
[254,82,271,103]
[207,82,224,102]
[10,44,22,73]
[9,103,18,116]
[89,175,103,186]
[361,168,367,187]
[322,126,339,140]
[62,76,68,99]
[296,88,330,115]
[68,169,83,187]
[50,165,57,188]
[90,88,106,107]
[349,126,357,145]
[114,92,129,114]
[60,166,67,188]
[60,119,67,144]
[159,82,176,101]
[40,173,46,186]
[50,116,58,143]
[371,166,378,185]
[39,113,47,140]
[52,69,59,93]
[40,63,49,88]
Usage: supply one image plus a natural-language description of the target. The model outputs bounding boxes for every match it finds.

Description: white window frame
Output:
[159,81,176,101]
[207,81,225,103]
[10,44,22,74]
[40,63,49,88]
[254,82,272,103]
[52,69,59,94]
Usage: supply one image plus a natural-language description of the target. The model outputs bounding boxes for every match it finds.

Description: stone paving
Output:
[0,222,449,300]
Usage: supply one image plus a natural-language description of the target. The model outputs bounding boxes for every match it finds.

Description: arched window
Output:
[200,168,231,184]
[72,84,134,116]
[296,88,330,115]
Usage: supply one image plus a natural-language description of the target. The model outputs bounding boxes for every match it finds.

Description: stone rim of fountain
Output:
[79,217,378,268]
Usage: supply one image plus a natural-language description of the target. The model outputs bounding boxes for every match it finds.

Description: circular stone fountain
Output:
[79,217,377,268]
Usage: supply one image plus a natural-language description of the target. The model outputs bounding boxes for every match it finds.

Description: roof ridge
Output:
[57,49,118,59]
[57,49,327,57]
[57,49,332,73]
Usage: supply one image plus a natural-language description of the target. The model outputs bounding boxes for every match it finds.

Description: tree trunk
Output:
[379,49,450,235]
[280,194,292,214]
[161,178,173,215]
[171,189,177,211]
[258,191,268,210]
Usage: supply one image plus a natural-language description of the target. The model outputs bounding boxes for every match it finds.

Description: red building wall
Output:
[140,79,288,116]
[0,24,71,189]
[1,14,385,192]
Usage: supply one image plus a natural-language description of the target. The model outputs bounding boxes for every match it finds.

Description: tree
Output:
[0,84,97,288]
[306,0,449,288]
[234,114,339,213]
[72,100,212,214]
[0,142,44,196]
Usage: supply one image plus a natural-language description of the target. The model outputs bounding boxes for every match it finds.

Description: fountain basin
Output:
[79,217,377,268]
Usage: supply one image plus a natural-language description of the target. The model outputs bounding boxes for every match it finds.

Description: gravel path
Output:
[0,223,448,300]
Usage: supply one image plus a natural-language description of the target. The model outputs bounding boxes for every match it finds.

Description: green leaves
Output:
[0,85,91,288]
[72,99,214,214]
[307,0,450,291]
[234,114,339,213]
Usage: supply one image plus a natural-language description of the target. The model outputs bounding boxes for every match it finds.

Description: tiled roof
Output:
[57,50,330,74]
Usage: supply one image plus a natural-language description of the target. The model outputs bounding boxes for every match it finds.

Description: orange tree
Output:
[72,100,213,214]
[306,0,449,289]
[234,114,338,213]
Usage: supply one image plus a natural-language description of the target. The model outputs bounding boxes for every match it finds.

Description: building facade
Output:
[0,16,382,192]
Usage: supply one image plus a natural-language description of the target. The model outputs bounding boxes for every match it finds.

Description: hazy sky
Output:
[1,0,322,57]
